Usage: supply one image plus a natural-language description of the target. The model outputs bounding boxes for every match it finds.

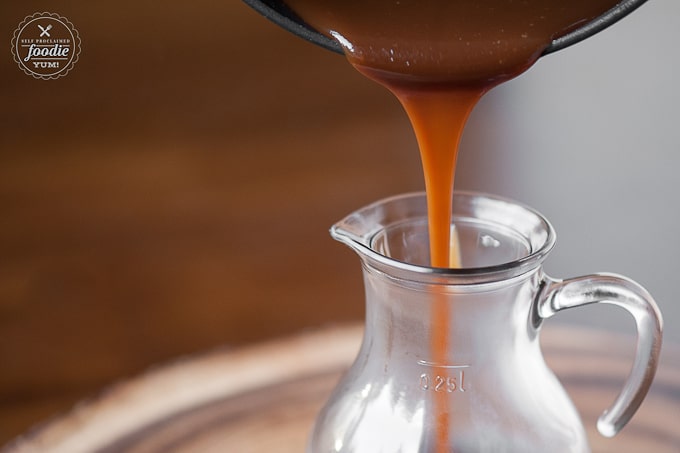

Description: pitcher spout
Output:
[330,192,556,285]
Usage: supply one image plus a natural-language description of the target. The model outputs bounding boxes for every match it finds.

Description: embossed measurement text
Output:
[417,361,468,393]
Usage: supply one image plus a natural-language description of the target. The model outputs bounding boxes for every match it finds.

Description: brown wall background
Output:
[0,1,425,442]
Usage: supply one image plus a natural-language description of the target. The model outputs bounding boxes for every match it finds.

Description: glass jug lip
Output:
[331,191,556,285]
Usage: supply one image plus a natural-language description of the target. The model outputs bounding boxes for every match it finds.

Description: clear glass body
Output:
[308,192,663,453]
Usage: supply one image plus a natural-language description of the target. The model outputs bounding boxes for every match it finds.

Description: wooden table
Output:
[4,325,678,453]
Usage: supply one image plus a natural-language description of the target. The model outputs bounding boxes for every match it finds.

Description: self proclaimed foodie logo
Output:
[11,12,81,80]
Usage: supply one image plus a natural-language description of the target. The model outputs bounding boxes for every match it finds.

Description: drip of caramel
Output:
[284,0,622,449]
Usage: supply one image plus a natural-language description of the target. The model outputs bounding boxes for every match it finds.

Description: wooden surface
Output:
[4,325,679,453]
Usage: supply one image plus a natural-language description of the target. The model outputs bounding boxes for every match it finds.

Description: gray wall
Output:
[457,0,679,341]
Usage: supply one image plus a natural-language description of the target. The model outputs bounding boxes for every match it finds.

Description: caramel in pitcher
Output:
[283,0,622,448]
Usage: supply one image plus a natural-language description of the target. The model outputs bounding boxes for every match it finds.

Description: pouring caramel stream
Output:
[284,0,622,449]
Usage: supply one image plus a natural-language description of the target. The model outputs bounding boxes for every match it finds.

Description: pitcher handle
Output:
[536,273,663,437]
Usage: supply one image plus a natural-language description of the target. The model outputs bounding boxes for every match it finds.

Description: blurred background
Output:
[0,0,677,445]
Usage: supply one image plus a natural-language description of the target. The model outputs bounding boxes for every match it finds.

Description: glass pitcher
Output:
[307,192,663,453]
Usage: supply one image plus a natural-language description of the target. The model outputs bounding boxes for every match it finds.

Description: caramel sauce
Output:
[284,0,622,448]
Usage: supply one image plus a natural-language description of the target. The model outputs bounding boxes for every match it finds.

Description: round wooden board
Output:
[4,324,679,453]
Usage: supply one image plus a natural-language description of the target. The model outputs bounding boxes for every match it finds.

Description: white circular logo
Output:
[11,12,81,80]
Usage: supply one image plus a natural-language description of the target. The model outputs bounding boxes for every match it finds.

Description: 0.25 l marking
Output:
[417,361,468,393]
